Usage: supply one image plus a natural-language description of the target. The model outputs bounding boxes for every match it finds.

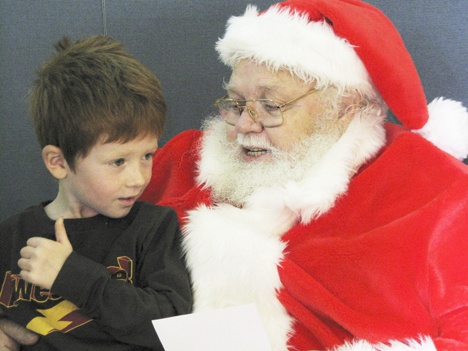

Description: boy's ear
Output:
[42,145,69,179]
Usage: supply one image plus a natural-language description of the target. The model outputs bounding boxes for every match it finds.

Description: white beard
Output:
[200,117,341,207]
[185,112,388,350]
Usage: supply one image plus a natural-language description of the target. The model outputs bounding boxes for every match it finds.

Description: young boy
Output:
[0,35,192,350]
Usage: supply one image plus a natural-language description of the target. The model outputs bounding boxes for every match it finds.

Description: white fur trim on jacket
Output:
[330,336,436,351]
[182,203,294,351]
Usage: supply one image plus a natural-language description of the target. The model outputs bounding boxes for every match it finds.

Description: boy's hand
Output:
[18,218,73,290]
[0,317,39,350]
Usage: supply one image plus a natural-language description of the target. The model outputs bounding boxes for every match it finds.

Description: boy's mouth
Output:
[118,195,139,206]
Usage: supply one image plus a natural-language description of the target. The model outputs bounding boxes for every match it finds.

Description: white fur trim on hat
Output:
[216,5,374,95]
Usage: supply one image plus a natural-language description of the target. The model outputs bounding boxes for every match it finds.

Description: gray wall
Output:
[1,0,467,221]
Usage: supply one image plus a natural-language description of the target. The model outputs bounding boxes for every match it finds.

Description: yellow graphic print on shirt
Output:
[0,256,134,335]
[26,300,92,335]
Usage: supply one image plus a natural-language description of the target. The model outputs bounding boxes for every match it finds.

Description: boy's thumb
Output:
[55,217,70,246]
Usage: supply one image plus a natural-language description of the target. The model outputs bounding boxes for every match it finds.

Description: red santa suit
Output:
[142,1,468,350]
[142,123,467,351]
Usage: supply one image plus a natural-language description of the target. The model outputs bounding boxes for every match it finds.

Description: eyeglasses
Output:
[214,89,317,128]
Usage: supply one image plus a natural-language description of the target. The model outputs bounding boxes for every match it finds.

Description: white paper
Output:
[152,304,272,351]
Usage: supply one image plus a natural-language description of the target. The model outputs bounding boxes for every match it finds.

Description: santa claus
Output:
[142,0,468,350]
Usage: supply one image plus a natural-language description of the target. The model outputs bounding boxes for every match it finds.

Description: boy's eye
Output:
[112,158,125,166]
[143,152,156,161]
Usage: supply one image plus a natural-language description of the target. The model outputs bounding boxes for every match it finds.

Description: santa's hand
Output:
[18,217,73,290]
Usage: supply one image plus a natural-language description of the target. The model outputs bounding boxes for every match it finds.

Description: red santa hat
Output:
[216,0,468,161]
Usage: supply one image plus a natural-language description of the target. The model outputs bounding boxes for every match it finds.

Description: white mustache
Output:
[236,134,274,150]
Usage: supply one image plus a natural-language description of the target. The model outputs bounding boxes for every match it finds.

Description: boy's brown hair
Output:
[30,35,166,170]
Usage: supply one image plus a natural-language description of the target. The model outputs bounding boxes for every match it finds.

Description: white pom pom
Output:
[413,97,468,161]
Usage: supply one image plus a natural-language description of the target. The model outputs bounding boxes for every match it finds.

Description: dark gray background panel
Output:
[1,0,467,220]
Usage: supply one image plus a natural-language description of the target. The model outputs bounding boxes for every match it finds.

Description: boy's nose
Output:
[127,165,147,188]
